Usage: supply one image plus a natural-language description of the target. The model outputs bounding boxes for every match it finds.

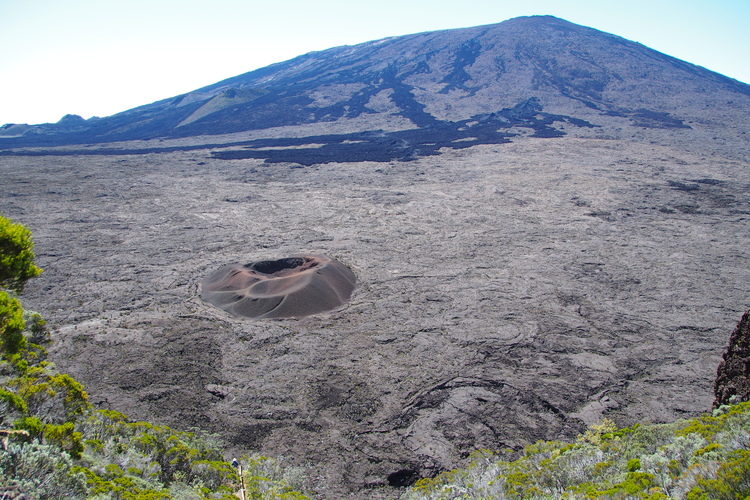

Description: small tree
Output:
[0,215,42,294]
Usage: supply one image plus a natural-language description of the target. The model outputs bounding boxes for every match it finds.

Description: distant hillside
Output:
[2,15,749,163]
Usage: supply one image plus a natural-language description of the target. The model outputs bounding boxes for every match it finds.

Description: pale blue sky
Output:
[1,0,748,125]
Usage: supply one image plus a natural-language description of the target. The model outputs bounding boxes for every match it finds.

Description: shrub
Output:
[0,387,28,415]
[0,215,42,294]
[49,373,90,420]
[687,449,750,499]
[24,310,51,347]
[44,421,84,459]
[241,454,312,500]
[0,290,26,355]
[0,441,88,499]
[401,402,750,500]
[14,415,45,440]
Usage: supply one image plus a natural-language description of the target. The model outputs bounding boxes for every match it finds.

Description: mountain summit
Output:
[2,15,749,161]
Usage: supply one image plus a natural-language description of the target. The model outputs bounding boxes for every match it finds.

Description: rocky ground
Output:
[2,136,749,498]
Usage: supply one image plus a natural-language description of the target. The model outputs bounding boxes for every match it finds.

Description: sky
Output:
[1,0,749,126]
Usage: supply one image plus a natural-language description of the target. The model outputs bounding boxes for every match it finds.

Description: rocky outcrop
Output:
[714,310,750,408]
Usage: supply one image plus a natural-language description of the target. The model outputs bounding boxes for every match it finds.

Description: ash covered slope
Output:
[3,15,749,149]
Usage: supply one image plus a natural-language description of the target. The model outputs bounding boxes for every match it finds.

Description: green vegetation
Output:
[400,403,750,499]
[0,215,41,356]
[0,289,26,355]
[0,215,42,294]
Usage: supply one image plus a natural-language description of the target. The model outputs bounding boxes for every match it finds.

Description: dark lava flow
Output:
[0,98,597,165]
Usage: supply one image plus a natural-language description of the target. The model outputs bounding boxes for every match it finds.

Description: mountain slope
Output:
[2,15,749,161]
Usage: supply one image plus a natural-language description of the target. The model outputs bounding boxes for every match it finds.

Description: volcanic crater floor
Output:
[2,137,749,499]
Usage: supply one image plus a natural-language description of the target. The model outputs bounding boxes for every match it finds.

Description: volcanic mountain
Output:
[3,15,750,500]
[2,15,748,162]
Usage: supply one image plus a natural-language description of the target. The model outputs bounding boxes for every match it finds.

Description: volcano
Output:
[2,15,748,163]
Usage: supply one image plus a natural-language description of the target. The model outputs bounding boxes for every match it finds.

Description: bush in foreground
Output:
[401,402,750,500]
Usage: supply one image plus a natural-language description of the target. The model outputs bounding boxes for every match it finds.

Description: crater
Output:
[201,255,356,319]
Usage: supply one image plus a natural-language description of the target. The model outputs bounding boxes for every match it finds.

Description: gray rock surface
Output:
[2,136,749,498]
